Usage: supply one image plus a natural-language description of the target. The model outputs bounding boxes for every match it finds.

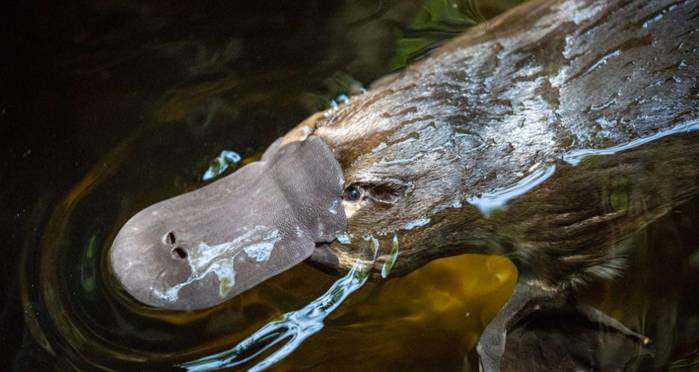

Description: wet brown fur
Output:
[291,0,699,288]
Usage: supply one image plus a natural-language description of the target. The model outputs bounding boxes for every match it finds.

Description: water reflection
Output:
[202,150,241,181]
[380,233,400,279]
[182,240,378,372]
[7,0,699,370]
[467,165,557,216]
[563,119,699,166]
[15,130,699,369]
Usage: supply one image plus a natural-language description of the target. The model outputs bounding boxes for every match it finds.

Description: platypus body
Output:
[110,0,699,370]
[305,0,699,282]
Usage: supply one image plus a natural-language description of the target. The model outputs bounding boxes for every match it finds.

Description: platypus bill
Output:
[109,0,699,370]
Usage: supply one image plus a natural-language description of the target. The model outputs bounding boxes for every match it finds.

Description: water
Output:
[181,238,379,371]
[563,119,699,166]
[3,0,699,371]
[466,118,699,217]
[467,164,557,216]
[380,234,401,279]
[202,150,242,181]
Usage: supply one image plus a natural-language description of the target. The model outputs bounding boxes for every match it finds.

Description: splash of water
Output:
[179,238,380,371]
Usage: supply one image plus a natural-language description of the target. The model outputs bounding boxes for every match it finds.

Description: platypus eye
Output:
[343,181,408,204]
[343,185,363,202]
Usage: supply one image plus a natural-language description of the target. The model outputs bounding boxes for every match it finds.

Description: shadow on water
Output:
[3,0,699,371]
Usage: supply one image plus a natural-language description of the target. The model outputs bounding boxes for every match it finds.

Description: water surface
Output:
[3,0,699,371]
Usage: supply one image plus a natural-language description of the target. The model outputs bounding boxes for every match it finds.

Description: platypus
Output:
[109,0,699,370]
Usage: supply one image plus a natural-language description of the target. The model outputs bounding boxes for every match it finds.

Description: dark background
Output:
[1,1,372,367]
[1,0,446,368]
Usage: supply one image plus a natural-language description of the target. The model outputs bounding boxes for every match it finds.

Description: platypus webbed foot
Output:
[575,303,653,346]
[476,282,560,372]
[476,282,654,372]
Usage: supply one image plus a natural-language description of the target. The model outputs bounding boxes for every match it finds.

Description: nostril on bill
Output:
[171,247,187,259]
[164,231,176,246]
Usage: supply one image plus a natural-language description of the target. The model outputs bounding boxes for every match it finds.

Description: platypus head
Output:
[111,80,478,310]
[303,84,481,277]
[110,136,347,310]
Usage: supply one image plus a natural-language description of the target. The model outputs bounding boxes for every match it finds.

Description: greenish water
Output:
[2,0,699,371]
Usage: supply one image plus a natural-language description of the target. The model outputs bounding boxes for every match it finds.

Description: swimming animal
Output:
[110,0,699,370]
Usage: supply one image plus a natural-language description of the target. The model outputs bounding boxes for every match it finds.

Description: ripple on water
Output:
[563,119,699,166]
[180,237,381,371]
[467,164,556,216]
